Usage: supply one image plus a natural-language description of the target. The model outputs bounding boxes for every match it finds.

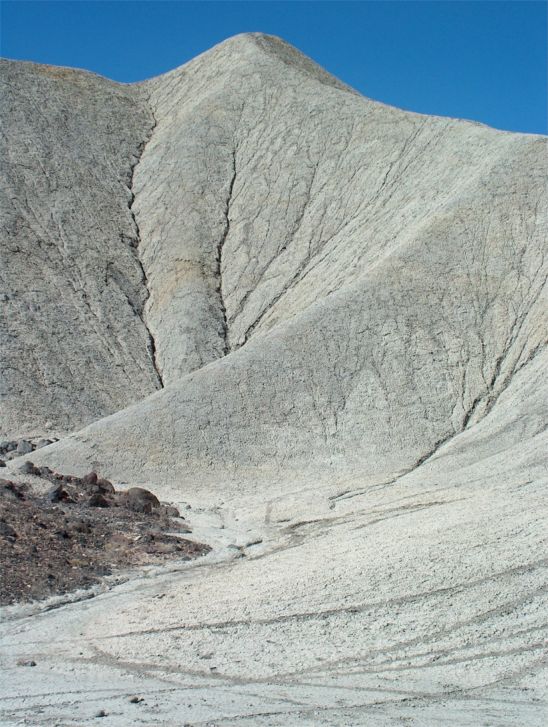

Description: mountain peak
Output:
[159,32,357,95]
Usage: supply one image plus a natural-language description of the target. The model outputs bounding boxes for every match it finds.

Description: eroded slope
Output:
[134,34,546,387]
[0,61,161,437]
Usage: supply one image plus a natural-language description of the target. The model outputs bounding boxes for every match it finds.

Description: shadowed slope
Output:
[0,61,162,437]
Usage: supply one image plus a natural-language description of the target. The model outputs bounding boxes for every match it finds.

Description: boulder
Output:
[119,487,161,514]
[16,440,33,455]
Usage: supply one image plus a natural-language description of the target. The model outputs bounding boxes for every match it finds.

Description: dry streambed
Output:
[0,465,210,605]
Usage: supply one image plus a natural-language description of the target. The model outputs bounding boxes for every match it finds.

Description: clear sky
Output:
[1,1,546,134]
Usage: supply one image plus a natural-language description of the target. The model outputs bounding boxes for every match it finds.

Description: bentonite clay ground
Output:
[0,466,210,605]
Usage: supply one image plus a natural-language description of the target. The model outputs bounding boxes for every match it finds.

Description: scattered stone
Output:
[16,659,36,667]
[129,696,144,703]
[1,480,26,500]
[73,520,92,534]
[95,709,108,718]
[0,466,210,605]
[0,460,5,467]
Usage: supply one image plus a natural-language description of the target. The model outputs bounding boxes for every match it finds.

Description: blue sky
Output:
[1,1,546,134]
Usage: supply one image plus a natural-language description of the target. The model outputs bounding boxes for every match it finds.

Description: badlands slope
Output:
[1,33,547,725]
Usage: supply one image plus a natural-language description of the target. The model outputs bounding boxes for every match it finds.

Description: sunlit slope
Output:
[33,115,546,497]
[134,34,546,388]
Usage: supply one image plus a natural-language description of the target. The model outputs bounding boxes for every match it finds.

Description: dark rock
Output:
[129,487,160,505]
[129,696,144,704]
[33,439,52,449]
[48,484,74,503]
[73,520,92,534]
[19,461,39,475]
[95,709,108,718]
[88,493,110,508]
[0,441,17,454]
[120,487,161,513]
[0,521,17,539]
[16,659,36,667]
[162,504,180,518]
[82,472,98,486]
[16,440,33,455]
[1,480,26,500]
[95,478,114,494]
[0,465,211,605]
[0,460,5,467]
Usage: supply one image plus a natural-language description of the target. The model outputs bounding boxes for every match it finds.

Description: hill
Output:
[1,34,547,726]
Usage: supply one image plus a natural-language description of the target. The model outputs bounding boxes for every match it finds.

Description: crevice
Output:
[461,272,546,430]
[329,430,457,505]
[461,393,483,430]
[216,149,237,356]
[126,102,164,388]
[405,431,455,471]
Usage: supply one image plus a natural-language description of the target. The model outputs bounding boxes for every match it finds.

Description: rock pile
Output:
[0,438,58,466]
[0,469,209,605]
